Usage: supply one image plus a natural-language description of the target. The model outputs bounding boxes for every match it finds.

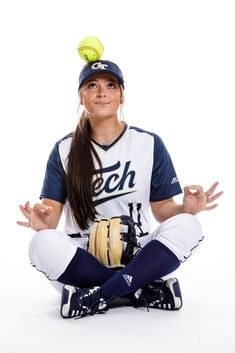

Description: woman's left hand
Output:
[183,181,223,215]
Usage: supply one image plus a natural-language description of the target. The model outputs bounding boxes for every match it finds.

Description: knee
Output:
[28,229,77,281]
[174,213,203,239]
[170,213,203,245]
[156,213,204,262]
[29,229,56,266]
[175,213,204,259]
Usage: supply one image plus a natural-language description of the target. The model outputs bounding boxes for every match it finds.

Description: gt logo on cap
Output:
[91,62,108,70]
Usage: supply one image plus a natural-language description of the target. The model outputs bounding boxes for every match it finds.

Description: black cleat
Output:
[60,285,109,319]
[131,278,183,310]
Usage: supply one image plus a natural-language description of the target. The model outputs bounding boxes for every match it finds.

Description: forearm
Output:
[151,182,223,223]
[47,214,61,229]
[41,198,63,229]
[151,200,186,223]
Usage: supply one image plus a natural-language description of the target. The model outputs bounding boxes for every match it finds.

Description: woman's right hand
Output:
[17,201,53,231]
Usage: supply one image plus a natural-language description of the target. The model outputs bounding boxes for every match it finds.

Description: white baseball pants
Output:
[29,213,203,290]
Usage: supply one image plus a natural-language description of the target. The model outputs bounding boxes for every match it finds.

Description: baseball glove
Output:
[88,216,140,268]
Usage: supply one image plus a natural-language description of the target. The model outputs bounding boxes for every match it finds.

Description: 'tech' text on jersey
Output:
[40,125,182,236]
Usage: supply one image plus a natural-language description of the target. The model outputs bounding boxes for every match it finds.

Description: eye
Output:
[87,82,97,89]
[107,81,118,89]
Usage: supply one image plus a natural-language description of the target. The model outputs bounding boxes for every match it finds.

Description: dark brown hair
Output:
[66,111,102,230]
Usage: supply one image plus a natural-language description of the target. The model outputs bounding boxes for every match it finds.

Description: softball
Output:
[77,36,104,63]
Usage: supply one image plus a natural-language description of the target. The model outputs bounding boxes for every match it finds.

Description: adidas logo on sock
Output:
[123,274,133,287]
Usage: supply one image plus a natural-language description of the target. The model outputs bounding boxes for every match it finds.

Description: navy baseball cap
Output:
[79,60,124,89]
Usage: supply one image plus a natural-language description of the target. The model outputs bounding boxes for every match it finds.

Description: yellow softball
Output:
[77,36,104,63]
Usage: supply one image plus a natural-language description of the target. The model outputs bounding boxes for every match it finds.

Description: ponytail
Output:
[66,111,102,230]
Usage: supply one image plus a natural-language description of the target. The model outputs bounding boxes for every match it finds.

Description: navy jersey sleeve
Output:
[150,135,182,202]
[40,142,67,204]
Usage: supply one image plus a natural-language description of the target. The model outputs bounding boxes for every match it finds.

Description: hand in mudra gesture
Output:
[17,201,53,231]
[183,182,223,215]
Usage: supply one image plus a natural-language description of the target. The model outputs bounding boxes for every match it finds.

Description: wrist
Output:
[182,204,197,215]
[31,224,50,232]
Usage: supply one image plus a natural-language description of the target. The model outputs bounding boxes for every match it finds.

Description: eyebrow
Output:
[86,78,119,84]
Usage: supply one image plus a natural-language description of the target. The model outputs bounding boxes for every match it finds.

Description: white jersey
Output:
[40,124,182,237]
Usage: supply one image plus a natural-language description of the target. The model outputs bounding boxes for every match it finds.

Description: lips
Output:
[95,101,110,104]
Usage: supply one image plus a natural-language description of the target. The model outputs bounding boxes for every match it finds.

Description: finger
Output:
[207,191,223,203]
[19,202,34,215]
[187,185,203,193]
[44,208,52,216]
[183,186,191,196]
[204,204,218,211]
[16,220,31,227]
[34,203,52,214]
[205,181,219,196]
[25,203,34,213]
[19,205,31,218]
[24,201,31,210]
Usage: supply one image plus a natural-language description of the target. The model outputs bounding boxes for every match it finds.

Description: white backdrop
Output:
[0,0,234,352]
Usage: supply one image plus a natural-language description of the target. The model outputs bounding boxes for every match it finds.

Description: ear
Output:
[120,86,124,104]
[79,92,84,105]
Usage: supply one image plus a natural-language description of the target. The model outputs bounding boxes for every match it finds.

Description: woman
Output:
[17,60,223,319]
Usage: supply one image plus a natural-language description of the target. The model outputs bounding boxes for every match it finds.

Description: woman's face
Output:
[79,72,123,120]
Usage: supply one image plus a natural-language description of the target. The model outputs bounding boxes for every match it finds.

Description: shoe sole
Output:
[60,285,76,318]
[165,278,183,310]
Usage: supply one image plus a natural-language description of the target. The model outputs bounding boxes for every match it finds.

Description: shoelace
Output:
[74,287,107,319]
[137,283,165,311]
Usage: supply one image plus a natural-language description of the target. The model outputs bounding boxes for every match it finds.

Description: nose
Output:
[96,84,106,97]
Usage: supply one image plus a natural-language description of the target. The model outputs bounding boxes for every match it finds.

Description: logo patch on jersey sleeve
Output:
[171,176,179,184]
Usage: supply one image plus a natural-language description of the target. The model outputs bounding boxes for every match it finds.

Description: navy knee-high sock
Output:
[100,240,180,300]
[57,247,115,287]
